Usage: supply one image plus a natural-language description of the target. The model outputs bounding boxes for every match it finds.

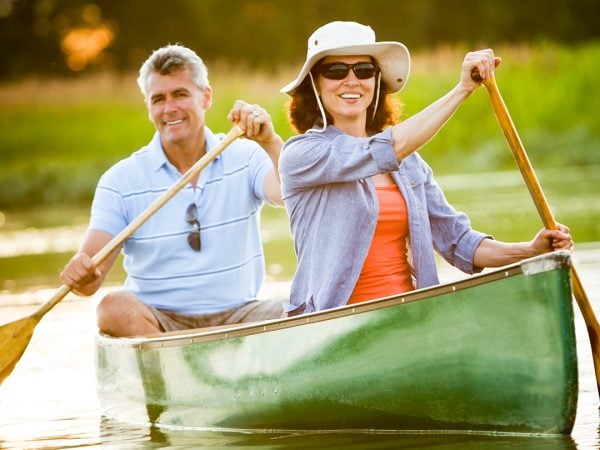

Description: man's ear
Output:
[203,86,213,110]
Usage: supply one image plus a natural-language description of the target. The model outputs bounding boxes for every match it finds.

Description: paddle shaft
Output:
[32,125,245,321]
[480,74,600,395]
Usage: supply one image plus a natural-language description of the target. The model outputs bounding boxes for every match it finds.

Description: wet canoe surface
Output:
[96,251,577,435]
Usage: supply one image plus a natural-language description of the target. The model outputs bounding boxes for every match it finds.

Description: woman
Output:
[278,21,573,316]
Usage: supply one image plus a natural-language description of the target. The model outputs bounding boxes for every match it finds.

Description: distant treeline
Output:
[1,0,599,79]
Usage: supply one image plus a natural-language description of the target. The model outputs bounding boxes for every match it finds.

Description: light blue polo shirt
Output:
[89,127,272,314]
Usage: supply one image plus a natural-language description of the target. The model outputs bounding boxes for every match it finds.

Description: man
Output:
[60,44,285,337]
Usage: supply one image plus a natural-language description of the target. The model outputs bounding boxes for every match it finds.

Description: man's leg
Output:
[223,298,286,324]
[96,291,162,337]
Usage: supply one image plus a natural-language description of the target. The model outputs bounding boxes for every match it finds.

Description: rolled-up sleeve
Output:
[452,230,492,274]
[280,127,399,194]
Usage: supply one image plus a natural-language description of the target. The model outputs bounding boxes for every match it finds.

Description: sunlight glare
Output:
[61,25,114,71]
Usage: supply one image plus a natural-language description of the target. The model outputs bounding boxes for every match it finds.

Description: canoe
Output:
[96,250,578,435]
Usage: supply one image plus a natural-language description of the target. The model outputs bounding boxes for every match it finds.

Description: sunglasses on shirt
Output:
[316,62,378,80]
[186,203,201,252]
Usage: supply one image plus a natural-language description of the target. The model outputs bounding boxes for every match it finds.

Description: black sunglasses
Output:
[316,62,378,80]
[186,203,201,252]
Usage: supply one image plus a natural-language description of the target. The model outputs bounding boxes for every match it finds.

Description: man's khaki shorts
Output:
[147,298,285,332]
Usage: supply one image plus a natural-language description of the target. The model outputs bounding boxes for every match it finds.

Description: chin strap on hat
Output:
[309,71,328,133]
[371,71,381,123]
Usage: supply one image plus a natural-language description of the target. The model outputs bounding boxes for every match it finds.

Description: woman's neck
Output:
[334,117,367,138]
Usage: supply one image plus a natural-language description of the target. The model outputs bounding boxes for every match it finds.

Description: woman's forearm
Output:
[391,83,472,161]
[473,238,535,268]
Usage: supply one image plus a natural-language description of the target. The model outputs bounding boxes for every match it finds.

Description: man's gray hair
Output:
[137,44,210,98]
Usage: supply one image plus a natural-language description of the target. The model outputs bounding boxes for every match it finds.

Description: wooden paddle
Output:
[0,125,245,385]
[476,72,600,396]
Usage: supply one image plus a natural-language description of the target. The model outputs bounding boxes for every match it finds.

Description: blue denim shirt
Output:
[279,125,491,315]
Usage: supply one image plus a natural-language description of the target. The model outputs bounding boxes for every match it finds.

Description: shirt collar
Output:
[147,126,219,172]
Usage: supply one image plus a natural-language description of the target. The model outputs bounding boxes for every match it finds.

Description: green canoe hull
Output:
[96,251,578,435]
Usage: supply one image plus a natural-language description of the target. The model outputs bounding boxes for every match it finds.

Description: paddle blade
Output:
[0,315,38,384]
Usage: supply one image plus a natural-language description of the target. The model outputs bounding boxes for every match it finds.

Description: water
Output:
[0,248,599,449]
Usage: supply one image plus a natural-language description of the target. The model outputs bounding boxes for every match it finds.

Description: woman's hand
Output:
[473,223,574,269]
[460,49,502,92]
[529,223,574,254]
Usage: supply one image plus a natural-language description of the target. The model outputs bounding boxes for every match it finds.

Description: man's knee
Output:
[96,291,141,333]
[98,291,133,318]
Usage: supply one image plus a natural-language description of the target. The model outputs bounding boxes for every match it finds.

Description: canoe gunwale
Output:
[96,251,571,350]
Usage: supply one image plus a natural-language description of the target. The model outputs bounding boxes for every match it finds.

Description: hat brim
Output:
[281,41,410,95]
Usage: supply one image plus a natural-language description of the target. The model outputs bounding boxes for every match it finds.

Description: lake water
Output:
[0,246,599,449]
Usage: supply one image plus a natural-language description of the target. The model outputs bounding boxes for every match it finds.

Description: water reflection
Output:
[95,417,579,449]
[0,414,99,449]
[0,413,582,450]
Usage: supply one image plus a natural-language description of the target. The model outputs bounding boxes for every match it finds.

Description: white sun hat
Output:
[281,21,411,95]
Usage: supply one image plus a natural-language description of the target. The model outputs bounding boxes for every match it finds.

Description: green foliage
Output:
[1,0,598,78]
[0,43,599,211]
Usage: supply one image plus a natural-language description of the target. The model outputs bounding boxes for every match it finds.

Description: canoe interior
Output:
[96,251,578,435]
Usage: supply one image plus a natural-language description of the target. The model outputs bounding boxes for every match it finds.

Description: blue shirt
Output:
[90,127,272,314]
[279,126,491,315]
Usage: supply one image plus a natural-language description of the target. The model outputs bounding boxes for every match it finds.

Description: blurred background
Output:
[0,0,599,294]
[1,0,598,78]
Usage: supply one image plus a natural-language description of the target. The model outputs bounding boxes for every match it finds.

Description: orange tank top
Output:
[348,184,414,304]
